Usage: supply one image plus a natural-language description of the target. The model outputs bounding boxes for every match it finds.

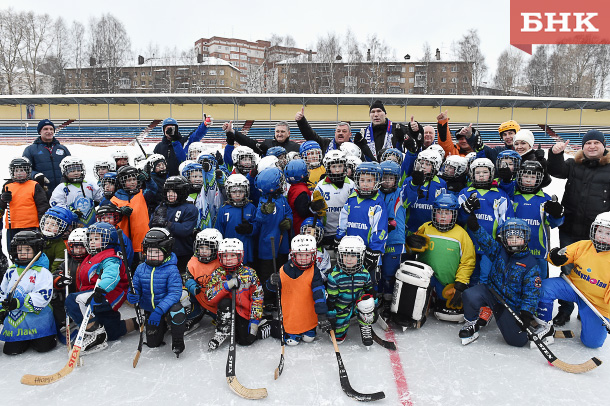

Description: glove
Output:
[119,206,133,218]
[317,314,333,333]
[388,219,397,232]
[126,292,140,305]
[519,310,534,331]
[466,213,479,231]
[147,308,164,327]
[137,170,150,183]
[166,126,181,142]
[150,205,168,228]
[411,170,425,186]
[249,166,258,179]
[0,309,6,324]
[462,193,480,214]
[215,151,224,166]
[448,281,467,308]
[405,233,430,252]
[472,130,484,152]
[269,273,280,287]
[85,286,107,309]
[226,131,235,146]
[54,273,72,289]
[403,136,418,154]
[223,277,240,291]
[260,199,275,215]
[71,208,84,219]
[235,221,253,235]
[353,131,365,145]
[34,173,50,189]
[497,166,513,183]
[215,169,224,180]
[2,297,20,311]
[543,197,564,218]
[279,218,292,231]
[248,319,260,337]
[0,190,12,203]
[363,249,381,273]
[310,190,327,215]
[534,144,545,160]
[549,247,569,267]
[185,278,201,296]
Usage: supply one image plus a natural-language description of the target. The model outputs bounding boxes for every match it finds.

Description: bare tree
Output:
[343,29,363,94]
[524,45,551,96]
[365,34,392,94]
[455,29,488,94]
[315,32,342,93]
[69,21,86,93]
[38,17,71,94]
[0,9,24,94]
[17,11,52,94]
[493,48,524,95]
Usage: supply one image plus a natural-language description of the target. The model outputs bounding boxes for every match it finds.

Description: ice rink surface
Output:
[1,144,607,406]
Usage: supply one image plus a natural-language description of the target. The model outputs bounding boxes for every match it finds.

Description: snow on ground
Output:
[0,144,607,406]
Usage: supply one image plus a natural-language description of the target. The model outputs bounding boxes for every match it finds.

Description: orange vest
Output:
[5,181,39,229]
[187,256,221,313]
[280,264,318,334]
[111,193,149,252]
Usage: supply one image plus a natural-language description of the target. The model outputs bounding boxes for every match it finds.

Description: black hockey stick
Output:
[117,230,145,368]
[329,330,385,402]
[561,274,610,333]
[270,236,285,380]
[489,286,601,374]
[226,287,268,399]
[371,328,396,351]
[134,134,149,158]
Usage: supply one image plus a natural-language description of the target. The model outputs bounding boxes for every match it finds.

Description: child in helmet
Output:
[214,174,258,267]
[96,203,135,268]
[459,211,541,347]
[300,217,331,280]
[344,155,362,182]
[181,162,204,203]
[300,141,326,191]
[205,238,267,349]
[149,176,198,275]
[50,156,103,227]
[39,205,79,272]
[314,150,355,245]
[285,159,326,236]
[111,148,130,170]
[538,212,610,348]
[128,227,186,357]
[146,153,168,214]
[407,194,476,322]
[380,147,415,188]
[229,146,261,206]
[1,157,50,253]
[267,146,288,170]
[254,167,293,309]
[439,155,469,196]
[337,162,388,282]
[64,222,131,354]
[93,159,116,186]
[458,158,515,285]
[0,231,56,355]
[494,150,522,196]
[99,172,118,205]
[267,235,329,345]
[326,236,376,346]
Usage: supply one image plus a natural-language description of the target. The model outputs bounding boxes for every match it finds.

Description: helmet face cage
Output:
[345,156,361,179]
[85,225,116,255]
[218,239,244,271]
[40,212,70,239]
[300,222,323,244]
[96,205,122,226]
[142,228,174,267]
[354,165,382,197]
[338,242,365,274]
[414,156,439,182]
[197,154,218,173]
[470,159,495,189]
[496,152,522,180]
[590,215,610,252]
[164,176,191,204]
[226,184,249,207]
[9,158,32,183]
[101,175,117,198]
[302,148,322,169]
[432,208,457,232]
[93,161,115,181]
[290,235,317,270]
[194,236,220,263]
[117,167,141,194]
[380,149,403,166]
[500,221,530,253]
[9,231,45,266]
[440,157,468,179]
[516,163,544,194]
[236,150,256,174]
[148,155,167,175]
[323,152,347,183]
[67,228,88,260]
[61,160,86,182]
[182,166,203,191]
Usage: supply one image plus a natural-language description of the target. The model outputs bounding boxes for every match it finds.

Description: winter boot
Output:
[172,335,185,358]
[459,319,480,345]
[208,306,231,351]
[81,322,108,355]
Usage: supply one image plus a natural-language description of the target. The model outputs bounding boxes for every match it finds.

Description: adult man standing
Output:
[436,110,474,157]
[230,120,300,155]
[355,100,410,161]
[153,117,212,176]
[467,120,520,164]
[23,119,71,199]
[547,129,610,325]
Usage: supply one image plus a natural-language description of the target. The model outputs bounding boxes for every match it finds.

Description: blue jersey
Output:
[336,192,388,253]
[381,189,406,246]
[254,195,293,259]
[215,202,258,263]
[398,175,447,235]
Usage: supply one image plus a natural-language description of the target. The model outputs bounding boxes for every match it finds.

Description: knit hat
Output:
[369,100,386,114]
[37,119,55,134]
[514,129,534,148]
[581,129,606,148]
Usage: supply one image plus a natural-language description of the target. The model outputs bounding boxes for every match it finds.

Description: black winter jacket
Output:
[22,137,71,198]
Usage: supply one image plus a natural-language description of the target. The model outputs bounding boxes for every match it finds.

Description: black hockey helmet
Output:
[142,227,175,266]
[163,175,191,205]
[10,230,45,266]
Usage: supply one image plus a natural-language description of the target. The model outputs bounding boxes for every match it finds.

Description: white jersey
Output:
[314,177,354,237]
[50,181,103,227]
[316,247,331,282]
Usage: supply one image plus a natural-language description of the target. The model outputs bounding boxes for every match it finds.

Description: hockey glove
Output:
[534,144,545,160]
[317,314,333,333]
[411,170,425,186]
[137,170,150,183]
[248,319,260,338]
[447,281,467,309]
[215,151,224,167]
[34,173,50,190]
[54,273,72,289]
[184,278,201,296]
[0,309,6,324]
[269,273,280,287]
[403,136,418,154]
[119,206,133,218]
[126,292,140,305]
[519,310,534,332]
[353,131,365,145]
[462,193,480,214]
[363,249,381,274]
[471,129,484,151]
[405,234,430,252]
[2,297,20,312]
[147,308,164,327]
[388,219,397,232]
[543,197,564,218]
[466,213,479,231]
[0,190,12,203]
[223,277,240,292]
[310,190,327,215]
[279,218,292,231]
[235,221,254,235]
[85,286,107,309]
[260,198,275,215]
[215,169,224,180]
[497,166,513,183]
[548,247,569,267]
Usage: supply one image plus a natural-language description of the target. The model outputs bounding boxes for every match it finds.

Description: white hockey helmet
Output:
[469,158,495,189]
[440,155,468,179]
[339,142,361,158]
[290,234,317,270]
[427,144,446,161]
[414,149,442,181]
[188,142,206,161]
[93,159,116,181]
[111,148,129,161]
[59,156,86,182]
[323,149,347,183]
[67,227,89,261]
[590,211,610,252]
[225,174,250,207]
[337,236,366,274]
[194,228,223,263]
[218,238,244,270]
[232,146,258,174]
[258,155,279,172]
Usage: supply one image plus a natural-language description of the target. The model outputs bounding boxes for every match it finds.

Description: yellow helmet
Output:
[498,120,520,136]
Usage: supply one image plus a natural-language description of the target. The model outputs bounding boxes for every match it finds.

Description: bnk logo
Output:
[510,0,610,54]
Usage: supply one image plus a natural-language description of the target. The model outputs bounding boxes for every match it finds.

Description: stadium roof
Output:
[1,94,609,111]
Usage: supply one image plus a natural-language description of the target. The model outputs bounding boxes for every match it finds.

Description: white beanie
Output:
[514,129,534,148]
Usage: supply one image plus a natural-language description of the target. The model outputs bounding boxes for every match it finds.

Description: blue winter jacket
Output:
[132,253,183,314]
[150,202,198,257]
[215,202,258,263]
[23,137,71,197]
[254,194,293,259]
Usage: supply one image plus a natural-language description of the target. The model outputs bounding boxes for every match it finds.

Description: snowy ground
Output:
[1,143,608,406]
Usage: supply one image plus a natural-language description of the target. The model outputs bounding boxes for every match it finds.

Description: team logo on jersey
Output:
[435,189,442,198]
[74,196,93,218]
[534,276,542,288]
[29,275,36,284]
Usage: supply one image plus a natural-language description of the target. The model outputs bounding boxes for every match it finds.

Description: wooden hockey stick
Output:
[5,251,42,298]
[226,287,268,399]
[561,274,610,332]
[489,286,601,374]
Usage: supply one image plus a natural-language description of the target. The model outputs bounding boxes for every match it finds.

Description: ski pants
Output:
[65,290,126,341]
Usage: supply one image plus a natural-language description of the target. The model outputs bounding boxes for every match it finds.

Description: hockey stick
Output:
[134,134,149,158]
[226,287,268,399]
[21,281,100,386]
[489,286,602,374]
[5,251,42,298]
[270,236,285,380]
[329,330,386,402]
[63,249,73,358]
[561,274,610,333]
[371,328,396,350]
[117,230,145,368]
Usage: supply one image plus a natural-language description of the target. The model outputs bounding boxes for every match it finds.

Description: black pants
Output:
[145,305,186,348]
[3,335,57,355]
[257,255,288,307]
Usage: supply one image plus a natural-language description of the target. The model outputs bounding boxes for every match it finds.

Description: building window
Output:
[209,70,216,75]
[441,77,446,83]
[430,77,434,83]
[220,79,225,85]
[463,77,469,83]
[451,66,458,72]
[442,66,447,72]
[408,77,414,83]
[451,77,457,83]
[219,69,224,75]
[409,66,414,73]
[440,88,446,94]
[450,88,457,94]
[231,54,239,59]
[360,78,366,84]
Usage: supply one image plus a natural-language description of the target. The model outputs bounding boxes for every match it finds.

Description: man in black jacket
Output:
[228,120,300,156]
[547,129,610,325]
[356,100,410,161]
[153,117,211,176]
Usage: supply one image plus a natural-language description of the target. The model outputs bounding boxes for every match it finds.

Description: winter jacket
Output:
[437,118,472,157]
[153,122,209,176]
[2,180,50,229]
[296,116,373,159]
[548,149,610,240]
[23,136,71,197]
[326,265,374,312]
[132,253,183,314]
[336,191,388,253]
[77,249,128,311]
[360,119,408,161]
[233,130,300,155]
[150,201,198,257]
[254,194,293,259]
[205,264,264,321]
[398,175,448,235]
[214,203,258,264]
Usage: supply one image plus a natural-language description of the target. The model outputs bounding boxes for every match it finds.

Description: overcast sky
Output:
[2,0,513,78]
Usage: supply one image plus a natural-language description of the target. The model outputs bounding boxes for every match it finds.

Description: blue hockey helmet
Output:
[86,221,119,255]
[267,146,287,158]
[284,159,308,184]
[380,160,401,194]
[380,148,404,166]
[162,117,178,130]
[432,193,459,232]
[300,216,325,243]
[497,218,531,253]
[496,149,522,178]
[255,167,284,197]
[300,141,322,169]
[40,205,79,239]
[181,162,203,191]
[354,162,382,197]
[197,153,218,173]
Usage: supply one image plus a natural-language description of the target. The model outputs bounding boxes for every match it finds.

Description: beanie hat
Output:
[581,129,606,148]
[369,100,386,114]
[514,129,534,148]
[37,119,55,134]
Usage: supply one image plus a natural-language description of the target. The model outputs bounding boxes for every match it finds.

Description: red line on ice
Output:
[385,328,412,406]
